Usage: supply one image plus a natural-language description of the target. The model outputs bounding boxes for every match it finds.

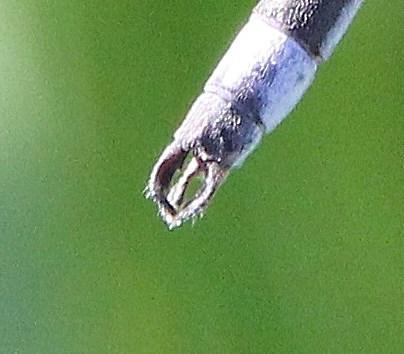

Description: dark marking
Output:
[254,0,358,59]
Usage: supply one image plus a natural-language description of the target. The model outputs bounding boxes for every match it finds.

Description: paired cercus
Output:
[145,0,364,229]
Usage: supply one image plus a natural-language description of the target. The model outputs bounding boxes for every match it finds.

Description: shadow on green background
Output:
[1,1,403,353]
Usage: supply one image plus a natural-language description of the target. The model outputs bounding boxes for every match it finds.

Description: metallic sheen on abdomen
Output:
[254,0,363,60]
[205,17,317,133]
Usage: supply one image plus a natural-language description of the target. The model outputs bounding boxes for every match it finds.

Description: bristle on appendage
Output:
[146,142,228,229]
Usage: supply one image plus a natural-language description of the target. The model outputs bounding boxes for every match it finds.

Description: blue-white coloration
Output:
[204,17,317,134]
[146,0,363,229]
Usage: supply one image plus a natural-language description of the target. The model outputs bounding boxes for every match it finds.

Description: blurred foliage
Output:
[1,1,403,353]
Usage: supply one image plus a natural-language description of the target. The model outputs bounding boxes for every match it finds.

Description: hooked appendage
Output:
[145,0,363,229]
[145,93,264,229]
[145,142,228,230]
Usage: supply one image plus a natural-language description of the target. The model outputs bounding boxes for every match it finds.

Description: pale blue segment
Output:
[205,15,317,133]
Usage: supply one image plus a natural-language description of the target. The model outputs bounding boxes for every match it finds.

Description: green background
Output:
[1,1,403,353]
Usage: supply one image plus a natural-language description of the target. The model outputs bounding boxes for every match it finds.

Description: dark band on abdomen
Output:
[253,0,358,60]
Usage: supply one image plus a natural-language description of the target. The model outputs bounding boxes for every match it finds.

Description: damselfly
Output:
[146,0,363,229]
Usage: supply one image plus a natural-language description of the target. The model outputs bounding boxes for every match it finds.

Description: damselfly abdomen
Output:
[146,0,363,229]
